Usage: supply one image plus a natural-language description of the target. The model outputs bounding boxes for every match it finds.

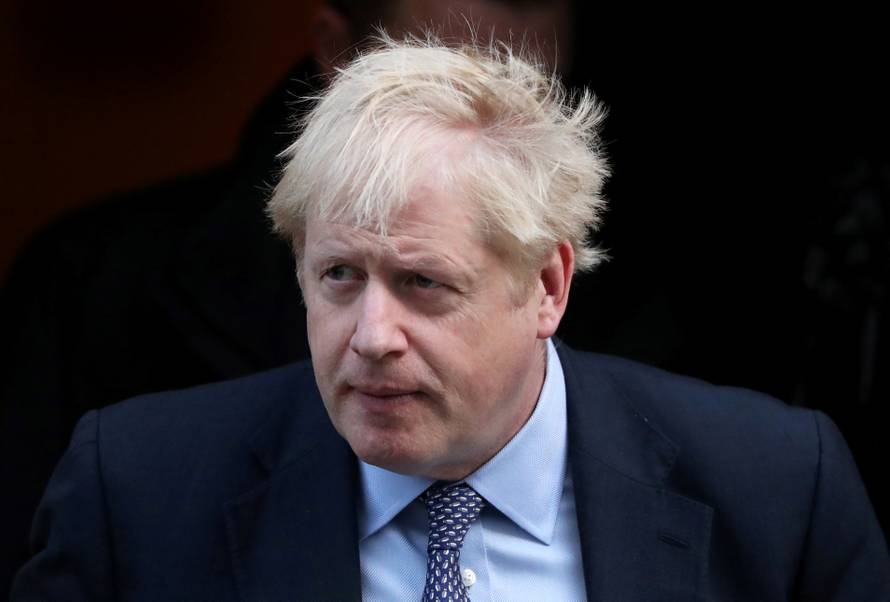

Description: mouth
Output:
[349,385,423,411]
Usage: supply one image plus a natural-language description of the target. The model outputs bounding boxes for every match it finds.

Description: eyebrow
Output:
[308,231,479,279]
[397,253,478,291]
[310,244,471,282]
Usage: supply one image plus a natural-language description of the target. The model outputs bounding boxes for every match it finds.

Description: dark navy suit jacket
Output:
[11,345,890,601]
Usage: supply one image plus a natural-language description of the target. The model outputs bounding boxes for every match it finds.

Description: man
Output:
[12,35,890,600]
[0,0,577,591]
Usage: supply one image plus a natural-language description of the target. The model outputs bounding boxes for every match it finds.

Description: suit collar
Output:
[223,365,362,601]
[557,343,714,600]
[556,341,678,486]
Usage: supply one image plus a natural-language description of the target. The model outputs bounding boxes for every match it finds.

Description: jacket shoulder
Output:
[563,348,819,457]
[558,346,890,598]
[92,360,319,466]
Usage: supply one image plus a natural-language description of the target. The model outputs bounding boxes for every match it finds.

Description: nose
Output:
[349,282,408,360]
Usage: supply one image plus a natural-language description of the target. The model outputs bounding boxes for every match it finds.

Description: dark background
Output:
[2,0,887,575]
[0,0,319,280]
[563,5,888,529]
[561,5,889,535]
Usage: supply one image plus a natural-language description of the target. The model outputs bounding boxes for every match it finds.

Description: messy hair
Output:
[268,31,610,277]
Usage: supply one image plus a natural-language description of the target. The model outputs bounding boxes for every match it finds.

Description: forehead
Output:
[304,176,488,269]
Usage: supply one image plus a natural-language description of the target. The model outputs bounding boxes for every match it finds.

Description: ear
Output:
[311,5,353,75]
[536,241,574,339]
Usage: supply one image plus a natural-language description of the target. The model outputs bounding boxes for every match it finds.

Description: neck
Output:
[433,338,549,481]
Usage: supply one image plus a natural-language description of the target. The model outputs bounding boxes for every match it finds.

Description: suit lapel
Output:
[558,345,713,601]
[223,375,362,601]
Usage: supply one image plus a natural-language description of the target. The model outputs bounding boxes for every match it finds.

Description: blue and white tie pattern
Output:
[421,482,485,602]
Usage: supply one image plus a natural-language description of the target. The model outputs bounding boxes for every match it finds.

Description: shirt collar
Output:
[358,338,568,545]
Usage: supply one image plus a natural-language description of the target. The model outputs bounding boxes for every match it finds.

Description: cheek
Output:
[469,309,539,387]
[305,296,352,380]
[442,312,530,391]
[305,302,324,356]
[472,302,538,354]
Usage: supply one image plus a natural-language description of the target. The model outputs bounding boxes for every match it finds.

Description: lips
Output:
[353,385,417,397]
[349,383,423,410]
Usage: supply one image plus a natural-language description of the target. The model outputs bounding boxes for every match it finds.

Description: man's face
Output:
[301,157,549,480]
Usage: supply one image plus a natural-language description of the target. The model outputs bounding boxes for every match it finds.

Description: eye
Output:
[323,265,360,281]
[411,274,442,290]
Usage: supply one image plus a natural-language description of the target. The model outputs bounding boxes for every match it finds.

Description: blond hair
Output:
[268,32,609,276]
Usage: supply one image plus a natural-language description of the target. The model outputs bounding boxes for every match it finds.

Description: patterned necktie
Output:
[421,481,486,602]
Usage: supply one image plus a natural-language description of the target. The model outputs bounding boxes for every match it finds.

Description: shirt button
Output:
[461,568,477,587]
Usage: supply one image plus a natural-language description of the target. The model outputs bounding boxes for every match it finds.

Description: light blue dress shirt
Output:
[358,339,587,601]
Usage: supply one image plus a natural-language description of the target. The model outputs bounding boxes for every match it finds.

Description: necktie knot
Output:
[421,482,485,601]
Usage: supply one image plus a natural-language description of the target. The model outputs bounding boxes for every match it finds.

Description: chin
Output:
[346,427,431,476]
